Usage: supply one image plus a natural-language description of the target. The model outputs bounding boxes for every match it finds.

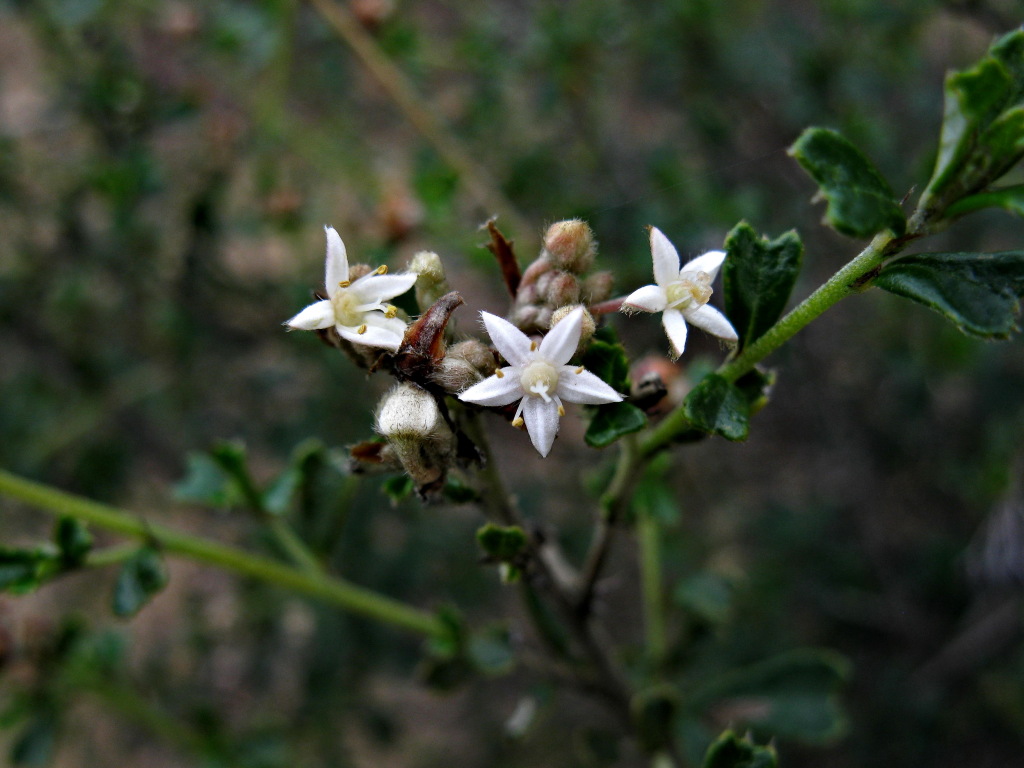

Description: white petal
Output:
[481,312,532,367]
[337,322,404,350]
[650,227,681,287]
[523,396,559,457]
[621,284,667,313]
[681,249,726,281]
[351,272,418,304]
[285,300,336,330]
[662,308,689,359]
[684,304,739,342]
[539,306,583,365]
[324,226,348,297]
[457,369,524,407]
[363,312,408,337]
[557,368,623,405]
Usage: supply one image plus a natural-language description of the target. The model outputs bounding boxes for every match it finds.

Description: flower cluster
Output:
[285,222,737,465]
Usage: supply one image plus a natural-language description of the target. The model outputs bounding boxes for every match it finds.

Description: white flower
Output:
[621,227,738,359]
[284,226,417,351]
[458,307,623,457]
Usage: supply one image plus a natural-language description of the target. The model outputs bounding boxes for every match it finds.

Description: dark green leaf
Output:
[694,649,851,745]
[789,127,905,238]
[734,368,775,415]
[683,375,749,441]
[874,250,1024,338]
[584,401,647,448]
[633,457,679,525]
[476,524,528,562]
[112,547,168,617]
[923,30,1024,211]
[54,518,92,568]
[582,325,631,391]
[0,549,51,594]
[723,223,803,350]
[702,731,778,768]
[441,477,478,504]
[209,440,264,510]
[946,184,1024,219]
[381,474,414,503]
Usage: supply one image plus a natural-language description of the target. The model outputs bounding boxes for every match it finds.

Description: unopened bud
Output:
[582,271,614,304]
[542,219,595,273]
[550,304,595,353]
[544,271,580,309]
[431,340,498,394]
[376,383,455,494]
[409,250,450,311]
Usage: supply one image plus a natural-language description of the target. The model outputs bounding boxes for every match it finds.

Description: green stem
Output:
[0,469,445,639]
[638,509,666,667]
[641,230,899,457]
[83,543,139,568]
[266,517,323,577]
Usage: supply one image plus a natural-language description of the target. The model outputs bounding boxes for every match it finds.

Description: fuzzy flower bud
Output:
[544,271,580,309]
[409,250,450,312]
[376,383,455,494]
[430,339,498,394]
[543,219,596,274]
[550,304,595,355]
[581,270,615,304]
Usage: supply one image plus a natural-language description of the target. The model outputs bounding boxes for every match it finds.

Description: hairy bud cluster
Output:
[509,219,614,334]
[431,339,497,394]
[410,250,450,311]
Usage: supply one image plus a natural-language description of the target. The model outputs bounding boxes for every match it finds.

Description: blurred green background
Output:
[2,0,1024,766]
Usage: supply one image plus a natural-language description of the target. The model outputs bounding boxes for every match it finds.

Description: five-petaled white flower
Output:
[284,226,417,351]
[621,227,738,359]
[458,307,623,457]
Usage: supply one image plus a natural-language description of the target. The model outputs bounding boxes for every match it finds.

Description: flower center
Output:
[665,271,712,310]
[520,360,560,402]
[332,289,374,327]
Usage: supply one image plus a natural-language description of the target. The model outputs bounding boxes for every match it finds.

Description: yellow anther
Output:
[375,265,388,275]
[575,366,585,374]
[512,416,525,428]
[384,305,397,318]
[530,341,538,351]
[557,405,565,417]
[357,324,368,335]
[338,280,351,288]
[495,369,505,378]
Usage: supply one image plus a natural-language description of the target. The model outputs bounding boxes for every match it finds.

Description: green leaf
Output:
[441,477,479,504]
[924,30,1024,207]
[381,474,414,503]
[112,547,168,617]
[262,467,301,517]
[633,456,679,525]
[946,183,1024,220]
[789,127,906,238]
[584,401,647,448]
[632,686,680,754]
[723,223,803,350]
[476,524,528,562]
[173,452,243,508]
[702,731,778,768]
[683,375,749,441]
[54,518,92,568]
[0,549,52,594]
[209,440,264,510]
[874,250,1024,338]
[582,325,631,391]
[694,650,851,746]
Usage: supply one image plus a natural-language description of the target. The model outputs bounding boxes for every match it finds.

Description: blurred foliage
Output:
[1,0,1024,766]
